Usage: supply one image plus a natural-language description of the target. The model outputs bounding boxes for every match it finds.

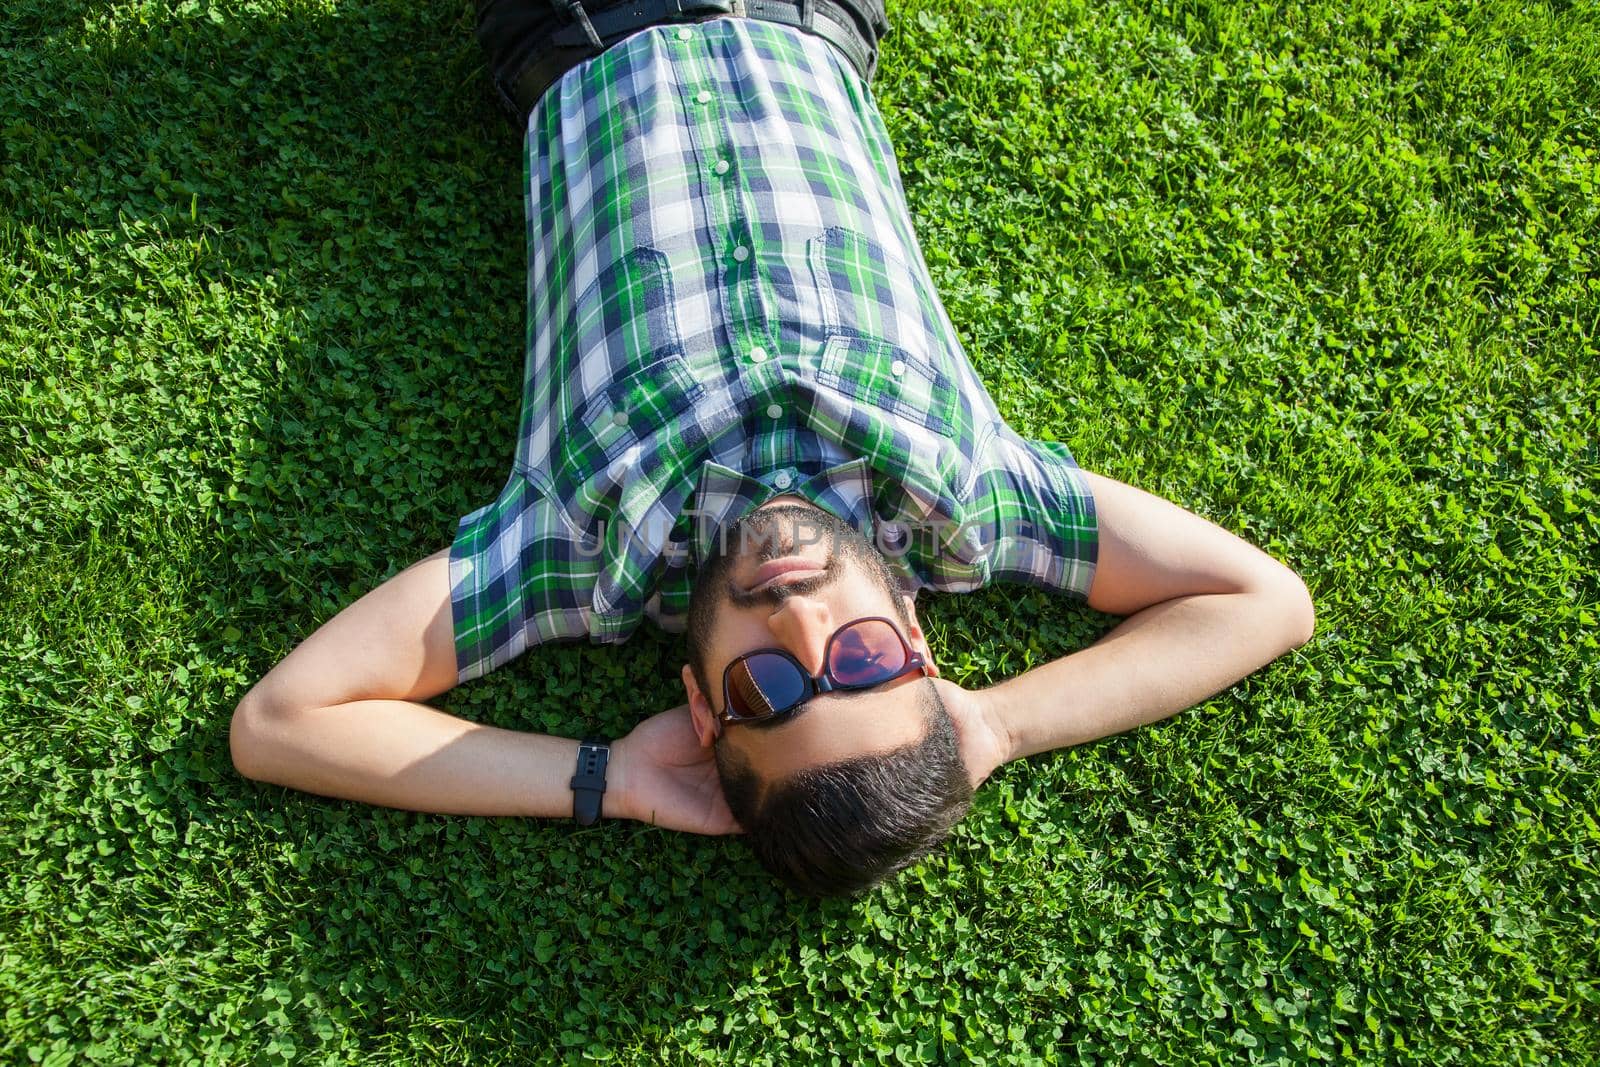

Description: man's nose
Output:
[764,597,834,676]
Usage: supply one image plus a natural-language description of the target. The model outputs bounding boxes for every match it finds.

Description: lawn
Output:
[2,0,1597,1062]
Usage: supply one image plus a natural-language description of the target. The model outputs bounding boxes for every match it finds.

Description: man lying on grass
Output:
[229,0,1315,897]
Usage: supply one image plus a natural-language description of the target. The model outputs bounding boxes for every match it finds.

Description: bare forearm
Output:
[988,585,1312,760]
[232,695,585,818]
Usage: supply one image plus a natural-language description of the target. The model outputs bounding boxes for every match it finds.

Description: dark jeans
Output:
[473,0,890,126]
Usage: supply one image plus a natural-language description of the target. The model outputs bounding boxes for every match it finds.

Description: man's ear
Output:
[682,663,721,747]
[900,593,939,678]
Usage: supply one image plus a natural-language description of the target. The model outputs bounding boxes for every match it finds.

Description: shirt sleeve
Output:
[448,471,600,684]
[974,424,1099,598]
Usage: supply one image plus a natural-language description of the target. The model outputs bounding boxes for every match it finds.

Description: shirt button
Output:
[748,346,768,363]
[696,89,712,104]
[732,245,750,262]
[765,403,783,419]
[611,410,629,427]
[773,471,793,490]
[890,358,907,377]
[713,159,731,176]
[676,26,692,40]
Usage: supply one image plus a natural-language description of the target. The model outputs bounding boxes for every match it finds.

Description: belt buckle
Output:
[683,0,741,19]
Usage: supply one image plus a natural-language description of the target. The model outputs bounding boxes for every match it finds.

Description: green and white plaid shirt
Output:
[449,18,1096,682]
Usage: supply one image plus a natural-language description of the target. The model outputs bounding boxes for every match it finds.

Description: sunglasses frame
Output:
[716,615,931,726]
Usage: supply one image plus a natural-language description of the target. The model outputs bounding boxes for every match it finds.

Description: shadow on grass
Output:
[4,0,873,1052]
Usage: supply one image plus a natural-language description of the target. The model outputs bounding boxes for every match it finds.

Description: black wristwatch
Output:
[571,737,610,826]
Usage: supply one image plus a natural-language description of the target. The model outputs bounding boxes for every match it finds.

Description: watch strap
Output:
[571,736,609,826]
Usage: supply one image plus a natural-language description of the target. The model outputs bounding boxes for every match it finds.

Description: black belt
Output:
[503,0,883,120]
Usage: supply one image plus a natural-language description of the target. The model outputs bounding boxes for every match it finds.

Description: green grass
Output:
[2,0,1597,1061]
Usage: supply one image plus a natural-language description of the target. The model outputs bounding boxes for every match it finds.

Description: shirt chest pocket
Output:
[815,335,957,437]
[575,354,704,464]
[547,247,706,496]
[806,227,960,438]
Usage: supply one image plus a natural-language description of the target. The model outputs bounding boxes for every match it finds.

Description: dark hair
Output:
[715,680,974,897]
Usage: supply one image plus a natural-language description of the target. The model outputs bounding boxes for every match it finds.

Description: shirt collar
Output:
[689,459,876,568]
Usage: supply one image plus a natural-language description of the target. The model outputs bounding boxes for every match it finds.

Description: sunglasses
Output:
[717,616,931,725]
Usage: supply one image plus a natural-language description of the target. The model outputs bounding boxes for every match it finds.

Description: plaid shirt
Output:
[450,18,1097,683]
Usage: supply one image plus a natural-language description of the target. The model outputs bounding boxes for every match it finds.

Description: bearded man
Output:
[229,0,1314,897]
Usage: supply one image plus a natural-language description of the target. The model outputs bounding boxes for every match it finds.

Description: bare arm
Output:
[229,549,739,834]
[946,471,1315,780]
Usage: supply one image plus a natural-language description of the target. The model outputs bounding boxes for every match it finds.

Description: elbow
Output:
[1247,561,1315,652]
[229,686,287,784]
[1275,568,1316,650]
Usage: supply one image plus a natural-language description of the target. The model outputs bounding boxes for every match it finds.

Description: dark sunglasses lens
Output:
[828,619,908,687]
[727,652,808,719]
